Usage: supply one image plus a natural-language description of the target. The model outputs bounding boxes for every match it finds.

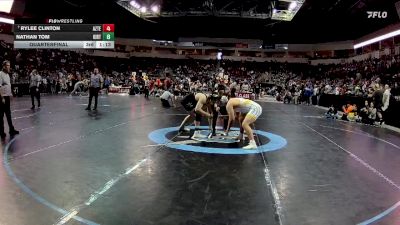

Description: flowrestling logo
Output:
[367,11,388,18]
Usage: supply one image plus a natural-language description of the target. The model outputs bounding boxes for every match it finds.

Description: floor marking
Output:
[20,126,35,131]
[253,124,284,225]
[312,184,332,187]
[11,108,31,112]
[148,126,287,155]
[12,113,37,120]
[168,140,200,145]
[302,123,400,191]
[55,210,78,225]
[10,122,128,161]
[55,131,185,224]
[317,124,400,224]
[358,201,400,225]
[12,122,129,161]
[141,144,166,148]
[3,132,99,225]
[54,158,148,225]
[76,104,111,107]
[303,123,400,224]
[187,170,211,183]
[319,125,400,150]
[10,113,157,161]
[303,115,323,118]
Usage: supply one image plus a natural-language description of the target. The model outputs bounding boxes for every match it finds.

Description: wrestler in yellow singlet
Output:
[225,98,262,149]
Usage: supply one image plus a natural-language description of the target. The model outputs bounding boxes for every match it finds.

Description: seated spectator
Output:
[160,89,175,108]
[326,105,339,119]
[367,102,377,125]
[341,103,356,121]
[283,90,292,104]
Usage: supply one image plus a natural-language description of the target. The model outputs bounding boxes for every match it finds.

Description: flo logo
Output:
[367,11,388,18]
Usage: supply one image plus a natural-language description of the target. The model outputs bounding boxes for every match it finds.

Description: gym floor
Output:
[0,95,399,225]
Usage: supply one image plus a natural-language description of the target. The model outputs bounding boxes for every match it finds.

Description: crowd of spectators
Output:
[1,39,399,126]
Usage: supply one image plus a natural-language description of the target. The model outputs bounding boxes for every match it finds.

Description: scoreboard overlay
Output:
[14,21,115,49]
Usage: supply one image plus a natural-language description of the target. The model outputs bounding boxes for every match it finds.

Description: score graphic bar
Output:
[13,41,115,49]
[13,23,115,49]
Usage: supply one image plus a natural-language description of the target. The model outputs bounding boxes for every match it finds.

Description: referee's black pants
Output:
[211,105,228,135]
[88,87,100,110]
[0,96,16,134]
[30,87,40,108]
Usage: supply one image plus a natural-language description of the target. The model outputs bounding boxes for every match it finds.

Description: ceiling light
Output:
[289,1,297,10]
[354,29,400,49]
[140,6,147,13]
[0,0,14,13]
[129,1,140,9]
[151,5,159,13]
[0,16,14,24]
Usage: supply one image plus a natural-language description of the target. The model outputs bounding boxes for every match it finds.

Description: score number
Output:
[102,24,115,41]
[102,24,114,32]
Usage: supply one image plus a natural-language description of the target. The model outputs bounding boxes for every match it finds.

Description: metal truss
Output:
[117,0,272,19]
[271,0,305,21]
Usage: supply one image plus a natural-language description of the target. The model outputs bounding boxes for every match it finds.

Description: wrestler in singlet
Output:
[233,98,262,120]
[178,92,213,138]
[225,98,262,149]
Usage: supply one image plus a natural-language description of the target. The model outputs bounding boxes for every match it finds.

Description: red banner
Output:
[237,92,255,100]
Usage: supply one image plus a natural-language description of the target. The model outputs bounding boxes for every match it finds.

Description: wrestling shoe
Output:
[207,132,216,139]
[178,128,190,133]
[243,140,257,150]
[9,129,19,136]
[192,131,206,139]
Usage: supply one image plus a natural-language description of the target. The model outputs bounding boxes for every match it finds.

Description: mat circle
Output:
[148,126,287,155]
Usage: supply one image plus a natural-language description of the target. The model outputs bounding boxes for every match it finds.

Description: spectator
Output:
[381,84,391,114]
[360,100,370,124]
[160,89,175,108]
[326,105,338,119]
[367,102,378,125]
[342,103,356,121]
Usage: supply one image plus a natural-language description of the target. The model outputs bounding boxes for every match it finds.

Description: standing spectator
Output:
[29,69,42,109]
[0,61,19,138]
[104,75,111,95]
[372,84,384,124]
[304,85,313,105]
[360,100,370,124]
[86,68,103,111]
[164,73,172,90]
[381,84,391,112]
[314,84,320,105]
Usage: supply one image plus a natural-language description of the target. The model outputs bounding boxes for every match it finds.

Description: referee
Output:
[0,61,19,138]
[86,68,103,111]
[29,69,42,109]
